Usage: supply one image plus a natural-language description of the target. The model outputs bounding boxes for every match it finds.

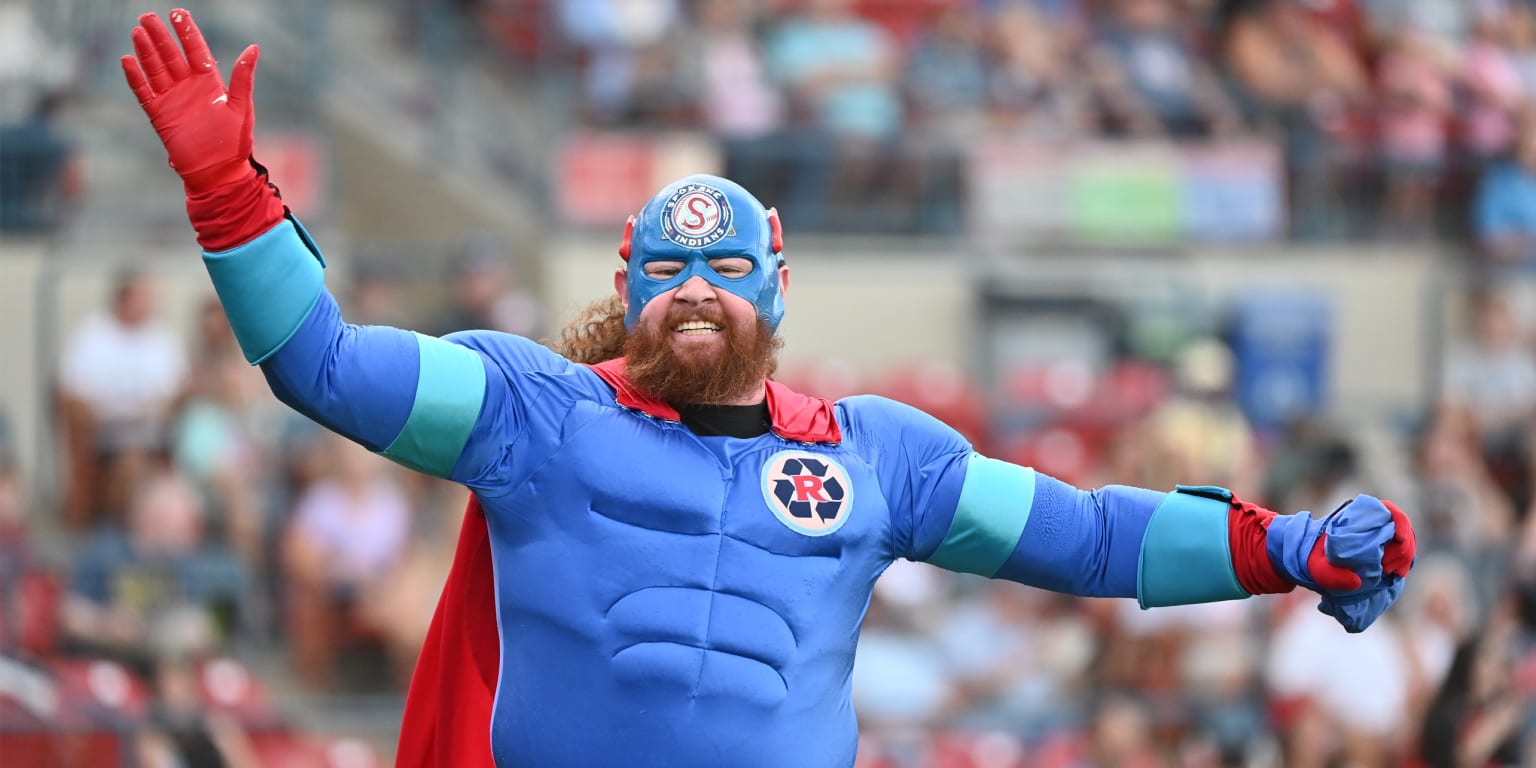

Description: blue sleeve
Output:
[838,395,972,562]
[207,218,578,489]
[988,476,1159,597]
[1475,166,1517,240]
[913,460,1251,604]
[71,533,121,603]
[846,393,1248,605]
[912,459,1160,597]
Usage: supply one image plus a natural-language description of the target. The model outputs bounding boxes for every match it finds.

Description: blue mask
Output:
[620,174,784,331]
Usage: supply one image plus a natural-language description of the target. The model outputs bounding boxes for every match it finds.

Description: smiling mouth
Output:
[673,320,722,336]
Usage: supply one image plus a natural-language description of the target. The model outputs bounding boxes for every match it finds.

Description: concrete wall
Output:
[539,236,977,374]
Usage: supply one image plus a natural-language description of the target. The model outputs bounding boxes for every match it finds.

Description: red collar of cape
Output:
[587,357,842,445]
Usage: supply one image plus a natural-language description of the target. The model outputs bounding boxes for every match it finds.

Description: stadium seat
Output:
[197,655,274,721]
[870,361,991,454]
[250,730,386,768]
[47,658,149,720]
[926,729,1028,768]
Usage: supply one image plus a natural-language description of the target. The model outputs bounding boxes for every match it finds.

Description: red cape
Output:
[395,496,500,767]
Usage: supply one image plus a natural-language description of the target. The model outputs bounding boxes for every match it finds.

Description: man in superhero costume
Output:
[122,11,1417,768]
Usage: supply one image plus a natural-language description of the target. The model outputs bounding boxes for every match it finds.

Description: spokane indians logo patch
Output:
[761,451,853,536]
[660,183,735,249]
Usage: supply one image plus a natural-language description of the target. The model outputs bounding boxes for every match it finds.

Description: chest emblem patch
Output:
[761,450,854,536]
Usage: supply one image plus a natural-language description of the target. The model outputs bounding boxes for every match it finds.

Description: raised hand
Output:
[122,9,259,194]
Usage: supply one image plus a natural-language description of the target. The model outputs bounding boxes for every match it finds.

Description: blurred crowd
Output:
[783,286,1536,767]
[4,255,1535,767]
[0,253,545,767]
[0,0,81,233]
[461,0,1536,242]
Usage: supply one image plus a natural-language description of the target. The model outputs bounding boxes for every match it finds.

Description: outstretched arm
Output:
[122,10,527,486]
[916,455,1416,633]
[868,396,1417,633]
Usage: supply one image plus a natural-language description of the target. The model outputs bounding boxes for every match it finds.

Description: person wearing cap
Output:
[121,11,1417,768]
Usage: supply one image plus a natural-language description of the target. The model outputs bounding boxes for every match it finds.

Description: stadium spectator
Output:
[988,0,1093,137]
[57,270,188,530]
[557,0,680,124]
[1417,597,1531,768]
[62,471,245,664]
[1394,554,1479,696]
[0,408,58,657]
[1508,2,1536,96]
[173,297,271,570]
[1087,0,1241,137]
[903,4,991,141]
[1376,28,1453,236]
[766,0,906,229]
[1265,591,1418,767]
[1362,0,1472,52]
[282,433,413,690]
[1084,693,1161,768]
[1145,339,1261,498]
[1220,0,1372,237]
[426,233,544,339]
[1473,107,1536,268]
[351,482,465,690]
[0,0,80,232]
[1439,287,1536,440]
[1410,407,1517,567]
[0,91,79,232]
[1458,3,1527,164]
[136,654,260,768]
[852,584,962,744]
[899,4,992,233]
[674,0,783,140]
[672,0,791,214]
[936,581,1087,738]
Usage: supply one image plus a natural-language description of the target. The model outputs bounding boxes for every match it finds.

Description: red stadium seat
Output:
[250,730,332,768]
[852,0,958,49]
[995,426,1098,487]
[926,729,1028,768]
[478,0,554,62]
[2,658,135,768]
[853,733,898,768]
[250,729,386,768]
[47,658,149,720]
[0,569,62,656]
[870,361,991,454]
[197,656,274,721]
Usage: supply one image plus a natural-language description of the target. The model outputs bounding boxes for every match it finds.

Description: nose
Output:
[671,275,718,307]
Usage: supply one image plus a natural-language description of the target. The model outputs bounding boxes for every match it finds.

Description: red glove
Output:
[121,9,257,194]
[122,10,286,250]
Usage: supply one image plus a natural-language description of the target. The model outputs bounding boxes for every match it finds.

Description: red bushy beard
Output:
[623,304,781,406]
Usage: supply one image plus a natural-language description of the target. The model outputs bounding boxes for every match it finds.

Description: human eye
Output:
[644,261,685,280]
[711,258,754,278]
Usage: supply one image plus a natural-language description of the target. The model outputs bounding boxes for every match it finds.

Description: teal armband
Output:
[1137,485,1250,608]
[202,217,326,364]
[927,455,1035,577]
[380,333,488,477]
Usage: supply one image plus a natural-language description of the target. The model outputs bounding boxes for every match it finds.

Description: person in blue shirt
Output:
[1474,111,1536,268]
[121,10,1417,768]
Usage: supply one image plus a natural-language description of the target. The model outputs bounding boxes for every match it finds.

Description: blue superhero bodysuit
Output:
[200,184,1257,768]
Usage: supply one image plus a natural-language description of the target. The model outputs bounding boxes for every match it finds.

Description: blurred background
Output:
[2,0,1535,765]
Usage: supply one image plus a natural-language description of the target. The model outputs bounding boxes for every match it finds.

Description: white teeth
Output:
[674,321,720,334]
